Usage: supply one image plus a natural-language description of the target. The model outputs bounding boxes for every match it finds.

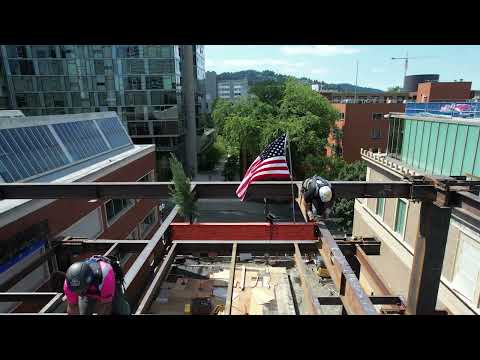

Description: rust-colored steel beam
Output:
[316,222,378,315]
[293,243,321,315]
[135,242,178,314]
[407,201,452,314]
[318,296,403,306]
[355,246,392,296]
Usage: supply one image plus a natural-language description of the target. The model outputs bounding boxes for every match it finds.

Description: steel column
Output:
[407,201,452,314]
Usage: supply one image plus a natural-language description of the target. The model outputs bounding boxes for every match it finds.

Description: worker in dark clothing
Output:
[301,175,334,221]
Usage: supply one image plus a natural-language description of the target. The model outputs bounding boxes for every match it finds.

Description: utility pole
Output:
[354,60,359,103]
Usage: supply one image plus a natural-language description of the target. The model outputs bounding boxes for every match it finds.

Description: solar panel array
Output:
[0,116,132,183]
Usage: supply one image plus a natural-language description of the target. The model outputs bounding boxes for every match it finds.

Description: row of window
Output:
[127,121,179,136]
[15,90,180,108]
[5,45,175,60]
[374,197,408,238]
[7,59,177,76]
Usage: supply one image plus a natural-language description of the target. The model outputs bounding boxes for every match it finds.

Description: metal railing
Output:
[405,101,480,119]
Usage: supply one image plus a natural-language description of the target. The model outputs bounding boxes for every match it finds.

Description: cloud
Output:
[205,59,215,68]
[221,58,305,68]
[280,45,360,56]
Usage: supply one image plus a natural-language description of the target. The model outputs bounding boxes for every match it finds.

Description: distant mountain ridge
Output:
[215,70,384,93]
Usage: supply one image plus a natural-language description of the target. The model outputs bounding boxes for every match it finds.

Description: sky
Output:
[205,45,480,91]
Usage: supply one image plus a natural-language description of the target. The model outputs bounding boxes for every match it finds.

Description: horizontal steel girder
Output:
[0,181,436,200]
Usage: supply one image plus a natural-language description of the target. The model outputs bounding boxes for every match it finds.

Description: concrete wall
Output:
[352,159,480,314]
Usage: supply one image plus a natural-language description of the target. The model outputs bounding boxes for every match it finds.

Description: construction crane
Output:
[391,52,437,79]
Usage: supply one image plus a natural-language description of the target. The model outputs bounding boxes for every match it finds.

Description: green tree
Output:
[169,154,198,224]
[387,86,402,92]
[249,80,286,107]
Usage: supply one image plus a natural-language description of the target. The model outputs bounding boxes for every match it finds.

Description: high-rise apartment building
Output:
[0,45,206,179]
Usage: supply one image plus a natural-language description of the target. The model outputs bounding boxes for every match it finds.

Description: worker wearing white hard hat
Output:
[302,175,334,221]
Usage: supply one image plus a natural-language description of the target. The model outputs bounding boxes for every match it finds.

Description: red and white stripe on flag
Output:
[235,134,290,201]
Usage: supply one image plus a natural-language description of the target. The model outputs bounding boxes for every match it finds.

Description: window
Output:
[371,128,381,139]
[31,46,57,58]
[43,93,66,107]
[148,59,175,73]
[9,60,35,75]
[452,232,480,303]
[6,45,27,58]
[118,46,140,58]
[127,122,149,136]
[394,199,407,236]
[372,113,384,121]
[151,91,177,105]
[37,60,64,75]
[125,92,146,106]
[123,59,145,74]
[105,199,134,224]
[94,60,105,74]
[339,112,345,120]
[124,76,142,90]
[13,77,34,92]
[140,209,158,237]
[16,94,40,107]
[38,77,64,91]
[376,198,385,218]
[146,76,164,89]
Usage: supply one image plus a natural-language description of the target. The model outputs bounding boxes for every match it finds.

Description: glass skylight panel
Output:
[0,126,69,182]
[52,120,109,161]
[96,117,132,149]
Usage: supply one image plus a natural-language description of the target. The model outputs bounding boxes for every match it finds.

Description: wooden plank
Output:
[293,243,320,315]
[225,243,238,315]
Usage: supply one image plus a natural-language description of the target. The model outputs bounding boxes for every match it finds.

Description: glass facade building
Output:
[0,45,206,179]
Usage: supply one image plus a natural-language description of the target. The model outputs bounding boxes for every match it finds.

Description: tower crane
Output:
[391,52,437,79]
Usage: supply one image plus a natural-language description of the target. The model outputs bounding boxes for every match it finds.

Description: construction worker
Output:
[64,255,130,315]
[301,175,334,221]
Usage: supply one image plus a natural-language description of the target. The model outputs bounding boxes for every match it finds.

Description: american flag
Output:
[236,134,291,201]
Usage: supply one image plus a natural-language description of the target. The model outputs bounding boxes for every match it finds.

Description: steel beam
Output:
[0,181,436,201]
[0,292,60,302]
[407,201,452,314]
[316,222,378,315]
[225,242,237,315]
[355,246,391,296]
[294,243,321,315]
[39,293,64,313]
[135,243,178,314]
[318,296,403,306]
[124,206,179,310]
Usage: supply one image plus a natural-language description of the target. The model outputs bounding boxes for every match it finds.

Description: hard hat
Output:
[65,261,95,295]
[319,186,333,202]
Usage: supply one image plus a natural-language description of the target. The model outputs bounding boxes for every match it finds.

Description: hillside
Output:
[215,70,383,93]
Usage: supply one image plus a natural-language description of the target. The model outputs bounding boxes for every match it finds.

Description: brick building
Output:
[0,112,161,312]
[416,81,472,102]
[327,103,405,163]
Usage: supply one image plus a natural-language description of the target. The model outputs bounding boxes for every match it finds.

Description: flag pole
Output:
[286,132,296,223]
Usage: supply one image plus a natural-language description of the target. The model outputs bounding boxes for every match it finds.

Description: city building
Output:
[403,74,440,92]
[326,103,405,162]
[217,78,249,101]
[352,107,480,314]
[0,112,161,312]
[205,71,217,113]
[416,81,472,103]
[0,45,206,179]
[316,90,414,104]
